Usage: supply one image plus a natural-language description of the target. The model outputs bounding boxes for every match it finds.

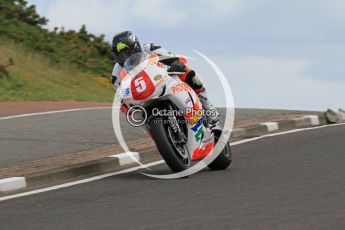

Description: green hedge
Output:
[0,0,114,76]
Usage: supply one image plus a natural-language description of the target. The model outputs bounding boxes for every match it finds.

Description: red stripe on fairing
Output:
[191,142,214,160]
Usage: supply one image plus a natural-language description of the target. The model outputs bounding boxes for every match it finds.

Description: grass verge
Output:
[0,37,114,102]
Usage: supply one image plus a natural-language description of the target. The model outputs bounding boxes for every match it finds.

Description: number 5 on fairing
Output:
[134,77,146,92]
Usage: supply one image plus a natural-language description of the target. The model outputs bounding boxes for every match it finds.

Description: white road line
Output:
[0,107,112,121]
[230,123,345,146]
[0,160,165,202]
[1,122,344,202]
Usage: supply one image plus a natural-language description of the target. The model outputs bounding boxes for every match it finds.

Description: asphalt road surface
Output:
[0,108,315,165]
[1,124,344,230]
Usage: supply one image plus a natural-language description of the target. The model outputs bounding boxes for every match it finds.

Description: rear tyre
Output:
[149,117,189,173]
[207,132,232,170]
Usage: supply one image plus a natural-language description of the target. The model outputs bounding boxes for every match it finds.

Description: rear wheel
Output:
[207,132,232,170]
[149,117,190,173]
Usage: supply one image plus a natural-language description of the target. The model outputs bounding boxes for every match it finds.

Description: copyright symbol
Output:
[126,105,147,127]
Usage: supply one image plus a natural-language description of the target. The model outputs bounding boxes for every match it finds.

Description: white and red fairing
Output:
[118,53,214,161]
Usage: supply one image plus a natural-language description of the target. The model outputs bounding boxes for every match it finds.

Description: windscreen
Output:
[123,52,147,72]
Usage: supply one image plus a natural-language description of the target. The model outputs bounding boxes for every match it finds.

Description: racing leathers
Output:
[111,43,219,124]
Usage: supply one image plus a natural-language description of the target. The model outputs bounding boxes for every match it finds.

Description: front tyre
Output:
[149,117,190,173]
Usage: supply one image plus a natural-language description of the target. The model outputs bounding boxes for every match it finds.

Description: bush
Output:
[0,0,114,76]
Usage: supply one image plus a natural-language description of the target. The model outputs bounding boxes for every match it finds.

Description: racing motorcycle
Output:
[118,52,232,173]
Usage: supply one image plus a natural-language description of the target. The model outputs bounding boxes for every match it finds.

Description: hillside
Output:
[0,0,115,102]
[0,38,114,101]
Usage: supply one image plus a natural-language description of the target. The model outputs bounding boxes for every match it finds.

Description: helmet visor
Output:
[116,42,142,65]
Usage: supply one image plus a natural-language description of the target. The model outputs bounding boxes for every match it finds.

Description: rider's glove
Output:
[120,103,136,116]
[120,103,128,114]
[168,60,187,73]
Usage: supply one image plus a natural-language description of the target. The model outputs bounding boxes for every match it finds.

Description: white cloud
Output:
[27,0,345,110]
[29,0,244,32]
[30,0,130,35]
[211,56,345,110]
[131,0,188,28]
[29,0,192,32]
[205,0,242,16]
[326,0,345,22]
[131,0,242,28]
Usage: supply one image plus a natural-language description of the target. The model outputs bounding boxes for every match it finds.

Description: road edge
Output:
[1,112,344,196]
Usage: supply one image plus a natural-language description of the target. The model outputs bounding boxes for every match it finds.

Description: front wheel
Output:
[149,117,190,173]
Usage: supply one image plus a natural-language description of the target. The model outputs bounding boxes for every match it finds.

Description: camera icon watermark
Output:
[126,105,147,127]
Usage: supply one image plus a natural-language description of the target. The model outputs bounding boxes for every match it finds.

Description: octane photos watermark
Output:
[126,105,218,127]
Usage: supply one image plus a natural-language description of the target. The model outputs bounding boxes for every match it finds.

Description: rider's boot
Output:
[197,90,222,130]
[177,67,222,130]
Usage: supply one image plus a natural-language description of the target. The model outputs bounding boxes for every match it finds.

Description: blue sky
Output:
[28,0,345,110]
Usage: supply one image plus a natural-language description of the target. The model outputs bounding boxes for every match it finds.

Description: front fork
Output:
[166,104,187,144]
[144,103,186,144]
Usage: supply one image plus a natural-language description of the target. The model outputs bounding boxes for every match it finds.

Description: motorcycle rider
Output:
[111,31,220,125]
